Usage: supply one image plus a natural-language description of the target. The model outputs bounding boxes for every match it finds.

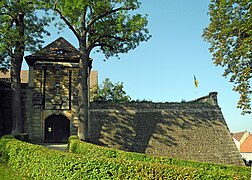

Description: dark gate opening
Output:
[44,115,70,143]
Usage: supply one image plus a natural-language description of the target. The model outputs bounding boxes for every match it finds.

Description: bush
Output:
[69,136,250,179]
[0,136,203,179]
[0,135,250,179]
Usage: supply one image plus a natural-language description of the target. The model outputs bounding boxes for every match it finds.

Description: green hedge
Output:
[0,135,217,179]
[69,136,250,179]
[0,135,250,179]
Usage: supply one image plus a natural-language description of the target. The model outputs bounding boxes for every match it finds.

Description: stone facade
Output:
[25,63,78,141]
[23,37,97,142]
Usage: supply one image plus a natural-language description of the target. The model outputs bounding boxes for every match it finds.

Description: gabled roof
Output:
[25,37,79,66]
[240,135,252,153]
[233,131,247,142]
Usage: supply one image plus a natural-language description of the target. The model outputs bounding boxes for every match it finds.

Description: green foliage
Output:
[69,136,250,179]
[91,78,131,102]
[52,0,151,59]
[1,136,249,179]
[0,0,51,67]
[0,52,10,72]
[203,0,252,114]
[0,162,28,180]
[0,136,200,179]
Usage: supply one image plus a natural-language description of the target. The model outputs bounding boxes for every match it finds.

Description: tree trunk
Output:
[77,43,89,141]
[11,13,25,135]
[11,57,23,134]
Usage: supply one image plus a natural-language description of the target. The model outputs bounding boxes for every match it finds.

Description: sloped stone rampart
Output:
[89,94,243,166]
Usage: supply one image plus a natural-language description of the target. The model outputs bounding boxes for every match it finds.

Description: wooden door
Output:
[44,115,70,143]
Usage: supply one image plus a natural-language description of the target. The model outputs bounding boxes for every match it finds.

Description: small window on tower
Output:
[56,50,64,54]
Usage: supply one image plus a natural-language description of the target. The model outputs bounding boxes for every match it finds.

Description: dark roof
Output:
[25,37,79,66]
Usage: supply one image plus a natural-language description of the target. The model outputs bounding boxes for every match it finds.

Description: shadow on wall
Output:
[89,102,228,159]
[0,81,12,137]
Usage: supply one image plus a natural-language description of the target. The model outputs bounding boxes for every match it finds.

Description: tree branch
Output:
[80,5,88,40]
[101,35,128,41]
[7,47,14,57]
[87,6,133,31]
[87,34,127,55]
[92,34,128,45]
[80,6,87,30]
[53,3,81,41]
[87,42,113,56]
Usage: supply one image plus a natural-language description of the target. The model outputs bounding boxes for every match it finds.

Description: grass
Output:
[0,161,28,180]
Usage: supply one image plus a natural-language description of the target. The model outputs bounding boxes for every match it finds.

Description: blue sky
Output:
[22,0,251,133]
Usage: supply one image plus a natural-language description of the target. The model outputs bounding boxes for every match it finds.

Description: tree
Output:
[0,0,51,134]
[51,0,151,141]
[203,0,252,114]
[92,78,131,102]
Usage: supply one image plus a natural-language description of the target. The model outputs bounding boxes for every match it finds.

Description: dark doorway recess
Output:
[44,115,70,143]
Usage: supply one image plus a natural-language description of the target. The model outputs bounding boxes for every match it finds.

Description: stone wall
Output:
[0,81,28,136]
[0,81,12,136]
[89,93,243,166]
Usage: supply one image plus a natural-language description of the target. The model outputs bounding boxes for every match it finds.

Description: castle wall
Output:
[0,81,28,136]
[88,94,243,166]
[0,82,12,136]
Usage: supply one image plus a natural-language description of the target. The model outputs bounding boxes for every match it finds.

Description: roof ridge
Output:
[41,37,78,52]
[24,37,80,66]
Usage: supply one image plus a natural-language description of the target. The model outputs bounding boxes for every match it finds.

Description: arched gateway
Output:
[44,115,70,143]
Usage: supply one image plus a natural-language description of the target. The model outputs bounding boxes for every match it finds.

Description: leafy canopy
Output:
[0,0,51,71]
[51,0,151,59]
[203,0,252,114]
[92,78,131,102]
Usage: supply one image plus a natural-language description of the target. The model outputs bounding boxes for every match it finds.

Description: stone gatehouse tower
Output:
[24,37,97,142]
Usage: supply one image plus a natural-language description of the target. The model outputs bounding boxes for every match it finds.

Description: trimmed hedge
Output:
[0,135,250,179]
[69,136,250,179]
[0,136,215,179]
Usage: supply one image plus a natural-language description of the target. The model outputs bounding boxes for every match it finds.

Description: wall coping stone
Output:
[90,92,220,111]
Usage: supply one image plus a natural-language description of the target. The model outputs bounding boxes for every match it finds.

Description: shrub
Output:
[69,136,250,179]
[0,136,204,179]
[0,135,250,179]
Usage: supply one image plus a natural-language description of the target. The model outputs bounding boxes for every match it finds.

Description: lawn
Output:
[0,162,28,180]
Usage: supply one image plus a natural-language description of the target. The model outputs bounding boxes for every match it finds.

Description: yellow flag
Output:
[194,75,198,88]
